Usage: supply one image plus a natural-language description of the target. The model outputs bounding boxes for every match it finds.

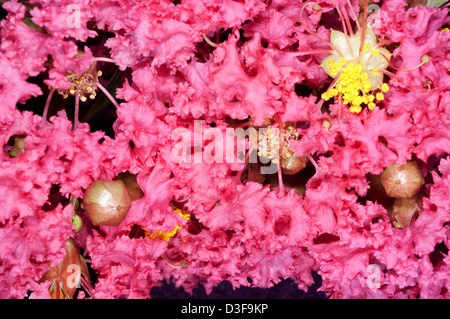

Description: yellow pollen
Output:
[363,43,371,52]
[349,104,362,114]
[381,83,389,93]
[371,68,378,75]
[145,208,190,241]
[376,92,385,101]
[368,102,376,110]
[69,89,75,95]
[80,96,87,102]
[440,28,449,33]
[97,70,102,77]
[371,49,380,56]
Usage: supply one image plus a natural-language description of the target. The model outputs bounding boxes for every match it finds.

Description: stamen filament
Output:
[234,121,251,129]
[300,2,345,58]
[277,156,284,195]
[93,57,116,64]
[277,116,285,196]
[346,0,361,34]
[341,4,354,37]
[97,82,120,109]
[73,94,80,131]
[336,5,355,59]
[376,68,396,78]
[307,153,322,178]
[161,252,187,269]
[359,0,369,56]
[375,39,396,48]
[41,87,55,125]
[79,275,94,298]
[380,52,427,71]
[406,83,431,95]
[295,49,333,56]
[202,33,219,48]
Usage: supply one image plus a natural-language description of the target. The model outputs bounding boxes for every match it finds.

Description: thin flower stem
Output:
[295,49,333,56]
[244,143,257,164]
[338,94,342,123]
[276,115,285,196]
[93,57,116,64]
[375,39,396,48]
[202,33,219,48]
[73,95,80,131]
[307,153,322,177]
[380,52,426,71]
[277,157,284,196]
[299,2,345,58]
[406,83,431,95]
[334,2,354,61]
[79,275,94,298]
[42,87,55,124]
[341,5,354,37]
[234,121,251,129]
[377,68,396,78]
[359,0,369,56]
[346,0,361,34]
[97,82,120,109]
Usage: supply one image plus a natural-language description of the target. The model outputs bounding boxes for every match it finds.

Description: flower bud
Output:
[83,180,131,226]
[392,193,423,229]
[4,135,26,158]
[72,212,83,233]
[281,153,308,175]
[380,160,425,198]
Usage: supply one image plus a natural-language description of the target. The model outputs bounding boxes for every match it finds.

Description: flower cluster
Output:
[1,0,450,299]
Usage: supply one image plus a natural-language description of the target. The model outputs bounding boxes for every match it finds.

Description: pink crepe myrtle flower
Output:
[0,0,450,299]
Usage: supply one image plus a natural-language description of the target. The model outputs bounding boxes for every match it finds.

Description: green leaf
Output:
[21,17,50,34]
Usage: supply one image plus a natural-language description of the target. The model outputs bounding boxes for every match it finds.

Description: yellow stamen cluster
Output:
[321,59,389,114]
[58,68,102,102]
[145,208,190,242]
[257,126,299,163]
[327,57,347,76]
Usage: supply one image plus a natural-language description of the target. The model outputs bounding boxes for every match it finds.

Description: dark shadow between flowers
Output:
[150,271,328,299]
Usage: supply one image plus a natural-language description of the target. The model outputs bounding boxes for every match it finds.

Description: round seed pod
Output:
[83,180,131,226]
[392,193,423,229]
[281,153,308,175]
[380,160,425,199]
[114,172,144,202]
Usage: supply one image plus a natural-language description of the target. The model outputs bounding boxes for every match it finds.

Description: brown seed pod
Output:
[83,180,131,226]
[392,193,423,229]
[281,152,309,175]
[114,172,144,202]
[380,160,425,199]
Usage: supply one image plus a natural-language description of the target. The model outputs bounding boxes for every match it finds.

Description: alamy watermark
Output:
[66,4,81,29]
[366,264,381,289]
[170,120,298,174]
[66,264,82,289]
